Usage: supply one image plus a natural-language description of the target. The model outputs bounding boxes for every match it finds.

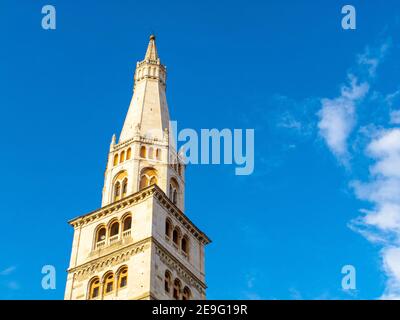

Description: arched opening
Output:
[172,227,180,247]
[103,272,115,295]
[165,218,172,239]
[122,216,132,238]
[122,179,128,198]
[139,175,149,190]
[95,226,106,249]
[170,178,179,206]
[114,181,121,201]
[181,236,189,257]
[118,266,128,289]
[164,270,172,294]
[126,148,131,160]
[156,148,161,160]
[112,171,128,202]
[173,278,181,300]
[139,168,158,190]
[150,176,157,185]
[120,151,125,163]
[113,154,119,166]
[140,146,146,158]
[88,277,100,299]
[109,221,119,244]
[182,286,191,300]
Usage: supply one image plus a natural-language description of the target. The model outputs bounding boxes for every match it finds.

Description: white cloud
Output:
[316,38,400,299]
[318,76,369,163]
[351,128,400,299]
[381,247,400,299]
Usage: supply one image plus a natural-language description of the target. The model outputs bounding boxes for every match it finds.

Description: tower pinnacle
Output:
[144,34,158,61]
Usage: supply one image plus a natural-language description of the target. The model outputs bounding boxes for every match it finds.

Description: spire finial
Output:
[144,34,158,60]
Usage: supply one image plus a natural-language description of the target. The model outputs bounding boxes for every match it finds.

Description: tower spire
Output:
[144,34,158,61]
[119,35,169,143]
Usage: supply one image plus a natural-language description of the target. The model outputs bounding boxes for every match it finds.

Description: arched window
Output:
[103,273,115,295]
[122,179,128,198]
[165,219,172,239]
[88,277,100,299]
[109,221,119,244]
[123,216,132,232]
[139,168,158,190]
[113,154,119,166]
[110,222,119,237]
[139,175,148,190]
[164,271,172,294]
[156,149,161,160]
[120,151,125,163]
[173,227,180,247]
[150,176,157,185]
[149,147,154,159]
[182,287,191,300]
[181,236,189,257]
[178,164,183,176]
[113,171,128,202]
[140,146,146,158]
[169,178,179,206]
[173,278,181,300]
[118,267,128,289]
[114,182,121,201]
[126,148,131,160]
[95,226,106,249]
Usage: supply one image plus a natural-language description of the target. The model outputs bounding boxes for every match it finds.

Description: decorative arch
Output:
[120,150,125,163]
[169,177,180,205]
[88,276,100,299]
[182,286,191,300]
[181,235,189,257]
[126,148,132,160]
[164,270,172,294]
[112,171,128,202]
[140,146,146,158]
[113,154,119,166]
[117,265,128,289]
[139,167,158,190]
[102,271,115,295]
[94,224,107,249]
[172,226,181,247]
[165,218,172,239]
[156,148,161,160]
[173,278,182,300]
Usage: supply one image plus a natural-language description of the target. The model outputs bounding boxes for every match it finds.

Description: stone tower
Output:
[64,35,211,300]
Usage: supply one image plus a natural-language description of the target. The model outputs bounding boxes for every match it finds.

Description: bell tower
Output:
[64,35,210,300]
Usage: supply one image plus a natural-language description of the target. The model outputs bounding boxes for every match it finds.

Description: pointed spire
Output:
[110,134,116,150]
[144,34,158,61]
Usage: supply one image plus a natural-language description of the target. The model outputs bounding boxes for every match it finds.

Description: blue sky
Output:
[1,0,400,299]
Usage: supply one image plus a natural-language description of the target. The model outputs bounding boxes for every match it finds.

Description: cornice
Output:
[153,238,207,294]
[68,237,151,281]
[68,185,211,245]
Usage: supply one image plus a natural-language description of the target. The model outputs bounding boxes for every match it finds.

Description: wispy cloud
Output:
[318,75,369,165]
[0,266,16,276]
[350,128,400,299]
[317,40,391,166]
[316,37,400,299]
